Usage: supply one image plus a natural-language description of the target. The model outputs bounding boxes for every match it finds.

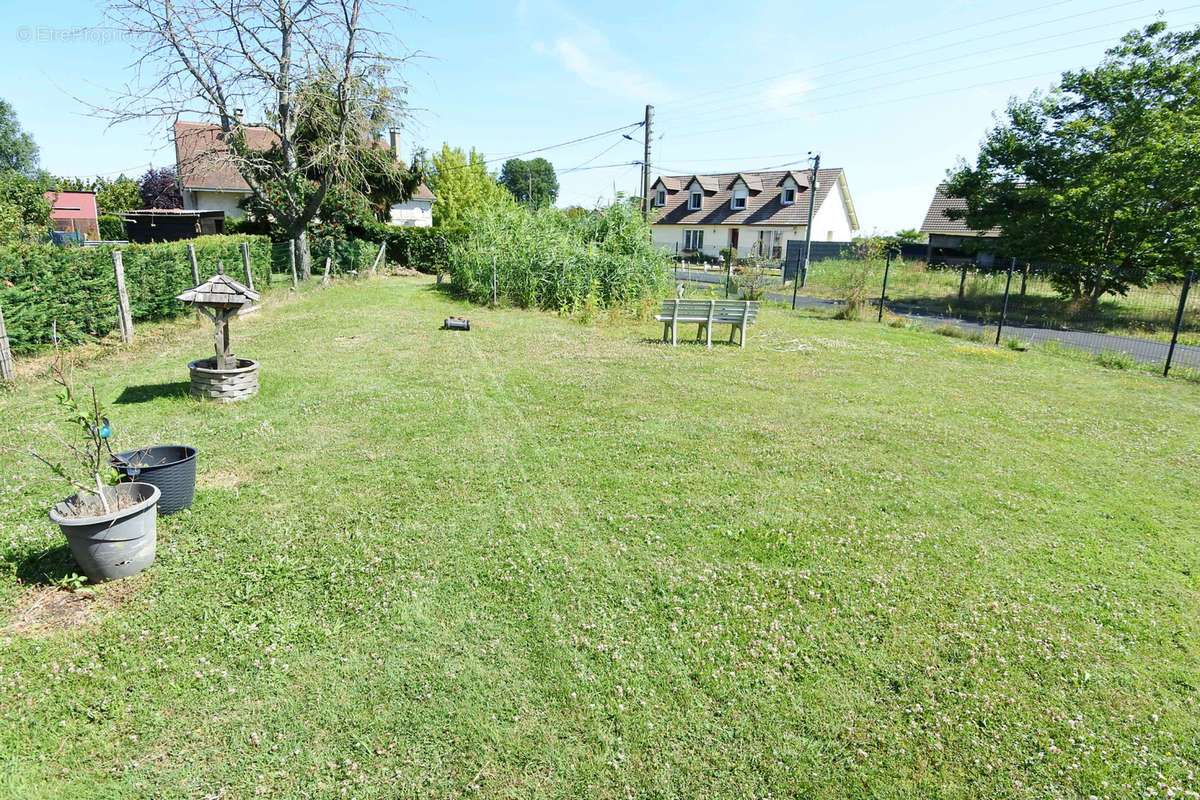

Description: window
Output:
[683,229,704,251]
[689,191,702,210]
[655,189,666,206]
[782,187,796,205]
[731,195,747,210]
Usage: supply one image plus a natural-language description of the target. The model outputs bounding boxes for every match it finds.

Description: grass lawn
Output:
[1,276,1198,799]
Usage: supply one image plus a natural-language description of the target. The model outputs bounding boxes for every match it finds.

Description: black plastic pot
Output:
[111,445,197,514]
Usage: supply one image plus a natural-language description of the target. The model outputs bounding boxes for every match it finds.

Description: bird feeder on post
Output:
[176,263,262,402]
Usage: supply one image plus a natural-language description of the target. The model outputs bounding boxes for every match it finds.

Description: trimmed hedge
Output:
[379,226,456,274]
[0,235,273,354]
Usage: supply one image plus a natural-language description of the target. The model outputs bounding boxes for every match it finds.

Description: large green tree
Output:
[0,99,39,176]
[498,157,558,208]
[427,144,511,231]
[946,22,1200,301]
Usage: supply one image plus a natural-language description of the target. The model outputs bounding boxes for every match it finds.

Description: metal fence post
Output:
[878,249,892,323]
[959,263,969,299]
[995,257,1015,345]
[1164,270,1194,377]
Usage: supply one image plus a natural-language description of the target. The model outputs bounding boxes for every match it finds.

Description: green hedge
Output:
[0,235,273,354]
[307,238,379,276]
[378,227,457,274]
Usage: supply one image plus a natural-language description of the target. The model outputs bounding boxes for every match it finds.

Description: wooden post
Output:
[322,257,332,286]
[112,251,133,343]
[187,242,200,285]
[491,255,497,306]
[371,241,385,276]
[240,242,254,291]
[705,299,714,347]
[289,240,298,289]
[0,301,14,382]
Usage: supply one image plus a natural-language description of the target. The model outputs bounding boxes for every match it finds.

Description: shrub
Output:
[933,324,967,338]
[380,226,457,275]
[831,259,875,320]
[97,215,125,241]
[0,235,272,354]
[449,199,671,311]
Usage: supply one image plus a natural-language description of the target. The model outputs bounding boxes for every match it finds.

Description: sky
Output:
[1,0,1196,233]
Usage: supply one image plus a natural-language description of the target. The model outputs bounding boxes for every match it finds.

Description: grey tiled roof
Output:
[651,168,848,227]
[920,184,1000,237]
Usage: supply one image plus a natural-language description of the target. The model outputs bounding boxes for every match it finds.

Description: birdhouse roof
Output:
[176,273,261,307]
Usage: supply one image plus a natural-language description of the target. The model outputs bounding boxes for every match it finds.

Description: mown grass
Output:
[1,276,1198,799]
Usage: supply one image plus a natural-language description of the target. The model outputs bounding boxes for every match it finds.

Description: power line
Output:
[657,0,1152,123]
[657,14,1199,143]
[430,120,645,175]
[658,3,1179,129]
[561,135,640,174]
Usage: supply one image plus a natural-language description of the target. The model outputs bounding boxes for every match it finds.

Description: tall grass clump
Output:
[449,199,671,311]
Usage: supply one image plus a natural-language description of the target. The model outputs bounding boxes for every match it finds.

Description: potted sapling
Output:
[8,350,160,583]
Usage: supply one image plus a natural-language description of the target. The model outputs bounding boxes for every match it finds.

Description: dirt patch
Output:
[2,579,140,637]
[201,466,252,489]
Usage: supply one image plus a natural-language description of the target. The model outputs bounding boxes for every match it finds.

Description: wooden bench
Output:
[656,299,759,347]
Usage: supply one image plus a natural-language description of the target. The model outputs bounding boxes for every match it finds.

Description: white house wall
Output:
[810,179,855,242]
[183,189,250,220]
[388,199,434,227]
[653,223,809,259]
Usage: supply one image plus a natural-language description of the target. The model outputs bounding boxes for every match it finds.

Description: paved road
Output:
[676,269,1200,371]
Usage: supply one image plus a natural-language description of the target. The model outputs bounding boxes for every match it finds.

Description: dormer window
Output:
[731,191,747,210]
[689,191,702,210]
[782,187,796,205]
[655,189,666,206]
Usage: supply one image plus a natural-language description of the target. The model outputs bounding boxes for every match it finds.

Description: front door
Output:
[729,228,739,254]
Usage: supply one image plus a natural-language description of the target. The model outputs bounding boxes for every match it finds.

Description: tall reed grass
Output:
[449,200,671,311]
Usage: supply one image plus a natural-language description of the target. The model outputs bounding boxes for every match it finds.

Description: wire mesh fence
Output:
[675,254,1200,378]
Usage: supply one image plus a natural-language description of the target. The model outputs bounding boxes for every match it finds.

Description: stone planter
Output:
[188,357,259,402]
[49,483,160,583]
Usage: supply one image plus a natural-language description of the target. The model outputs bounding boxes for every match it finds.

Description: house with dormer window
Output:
[649,168,858,259]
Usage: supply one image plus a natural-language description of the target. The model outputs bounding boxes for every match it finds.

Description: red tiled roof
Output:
[651,168,852,227]
[176,121,434,200]
[174,121,279,192]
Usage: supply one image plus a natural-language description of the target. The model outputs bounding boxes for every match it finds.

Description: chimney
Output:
[389,128,401,162]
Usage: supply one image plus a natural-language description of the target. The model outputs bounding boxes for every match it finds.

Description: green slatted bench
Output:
[656,298,759,347]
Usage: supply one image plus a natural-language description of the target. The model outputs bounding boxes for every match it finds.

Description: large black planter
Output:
[112,445,197,514]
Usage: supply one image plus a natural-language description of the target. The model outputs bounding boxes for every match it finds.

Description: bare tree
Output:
[103,0,416,278]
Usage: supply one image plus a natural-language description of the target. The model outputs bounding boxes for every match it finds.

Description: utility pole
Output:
[642,104,653,220]
[792,153,819,309]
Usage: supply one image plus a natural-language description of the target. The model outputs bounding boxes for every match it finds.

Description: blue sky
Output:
[2,0,1195,232]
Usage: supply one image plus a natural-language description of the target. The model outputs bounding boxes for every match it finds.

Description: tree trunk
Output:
[296,228,312,281]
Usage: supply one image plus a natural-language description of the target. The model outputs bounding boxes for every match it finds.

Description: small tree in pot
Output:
[6,349,160,583]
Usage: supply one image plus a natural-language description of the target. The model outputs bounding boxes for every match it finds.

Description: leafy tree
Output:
[499,157,558,207]
[946,22,1200,301]
[893,228,925,244]
[139,167,182,209]
[94,176,141,215]
[0,98,39,176]
[427,144,512,232]
[0,170,51,244]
